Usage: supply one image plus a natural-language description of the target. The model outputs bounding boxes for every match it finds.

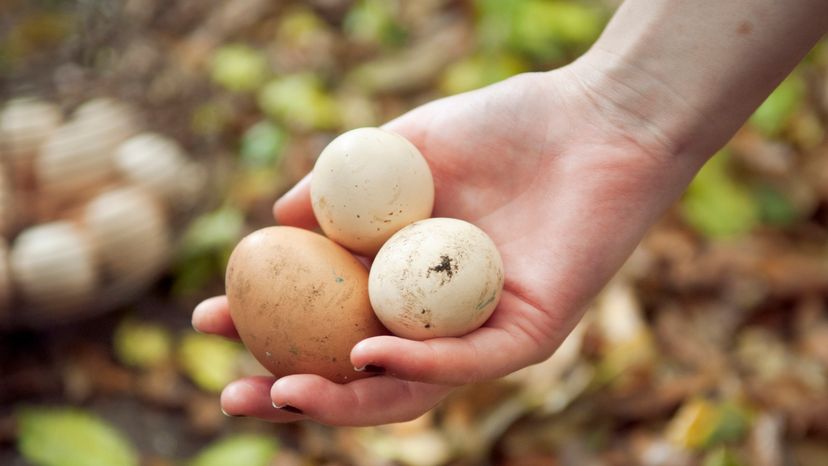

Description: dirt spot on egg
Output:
[427,254,458,285]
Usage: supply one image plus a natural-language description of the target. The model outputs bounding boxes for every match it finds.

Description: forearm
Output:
[572,0,827,161]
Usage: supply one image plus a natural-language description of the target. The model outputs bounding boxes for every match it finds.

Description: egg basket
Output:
[0,1,220,328]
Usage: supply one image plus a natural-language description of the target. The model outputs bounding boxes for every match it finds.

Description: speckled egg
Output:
[368,218,504,339]
[310,127,434,256]
[226,226,387,383]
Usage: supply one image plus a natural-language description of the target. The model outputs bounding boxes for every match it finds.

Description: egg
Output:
[36,98,138,197]
[10,221,98,315]
[0,97,62,160]
[83,187,171,287]
[310,127,434,256]
[73,98,139,151]
[36,120,116,197]
[368,218,504,339]
[114,132,192,205]
[226,226,387,383]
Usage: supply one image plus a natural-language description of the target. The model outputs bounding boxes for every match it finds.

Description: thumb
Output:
[273,175,318,230]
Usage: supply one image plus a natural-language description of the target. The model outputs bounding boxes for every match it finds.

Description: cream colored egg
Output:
[37,120,116,196]
[73,98,139,152]
[114,132,191,204]
[10,222,98,314]
[368,218,504,339]
[84,187,171,286]
[311,127,434,256]
[0,98,62,160]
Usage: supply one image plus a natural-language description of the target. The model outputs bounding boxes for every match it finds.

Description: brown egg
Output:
[226,226,386,383]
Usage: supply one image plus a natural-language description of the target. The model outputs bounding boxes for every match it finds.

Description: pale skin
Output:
[192,0,828,426]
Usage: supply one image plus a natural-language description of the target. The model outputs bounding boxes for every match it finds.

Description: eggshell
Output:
[73,98,139,151]
[368,218,504,339]
[311,127,434,256]
[114,132,191,205]
[0,98,62,160]
[226,226,387,383]
[36,120,116,196]
[83,187,171,286]
[10,222,98,315]
[35,98,139,196]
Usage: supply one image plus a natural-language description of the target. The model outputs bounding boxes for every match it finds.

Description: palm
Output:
[192,68,700,426]
[388,72,692,364]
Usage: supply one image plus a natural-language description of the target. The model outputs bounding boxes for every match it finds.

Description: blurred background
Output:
[1,0,827,465]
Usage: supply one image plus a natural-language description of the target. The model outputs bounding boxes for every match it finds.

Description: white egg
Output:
[36,98,139,197]
[311,127,434,256]
[114,132,191,204]
[73,98,139,151]
[37,120,116,196]
[0,98,62,160]
[368,217,504,339]
[84,187,171,286]
[10,222,98,314]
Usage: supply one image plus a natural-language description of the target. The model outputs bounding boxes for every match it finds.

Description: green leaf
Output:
[475,0,523,51]
[475,0,606,61]
[113,318,173,369]
[277,8,331,45]
[440,53,528,95]
[512,1,605,59]
[177,207,245,260]
[749,74,805,137]
[189,435,279,466]
[681,151,760,237]
[703,447,743,466]
[210,44,268,93]
[705,402,751,447]
[240,121,288,168]
[172,254,219,296]
[666,399,751,450]
[17,407,139,466]
[344,0,407,47]
[258,74,340,130]
[755,184,798,227]
[178,332,243,393]
[173,207,244,295]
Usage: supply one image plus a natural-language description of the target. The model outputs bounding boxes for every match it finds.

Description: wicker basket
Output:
[0,1,218,328]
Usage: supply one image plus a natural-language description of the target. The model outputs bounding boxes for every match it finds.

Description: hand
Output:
[193,62,707,426]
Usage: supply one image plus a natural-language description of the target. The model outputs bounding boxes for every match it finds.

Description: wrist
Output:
[565,50,717,163]
[567,0,827,165]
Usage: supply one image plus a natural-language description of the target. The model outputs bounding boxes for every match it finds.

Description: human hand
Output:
[193,62,708,426]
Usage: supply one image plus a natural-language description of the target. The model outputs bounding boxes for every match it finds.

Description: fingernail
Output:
[221,408,243,418]
[355,364,385,374]
[272,402,303,415]
[191,303,207,331]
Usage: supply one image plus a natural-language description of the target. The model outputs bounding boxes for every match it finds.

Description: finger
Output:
[273,175,318,230]
[220,376,304,421]
[270,374,451,427]
[192,296,240,340]
[350,292,555,386]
